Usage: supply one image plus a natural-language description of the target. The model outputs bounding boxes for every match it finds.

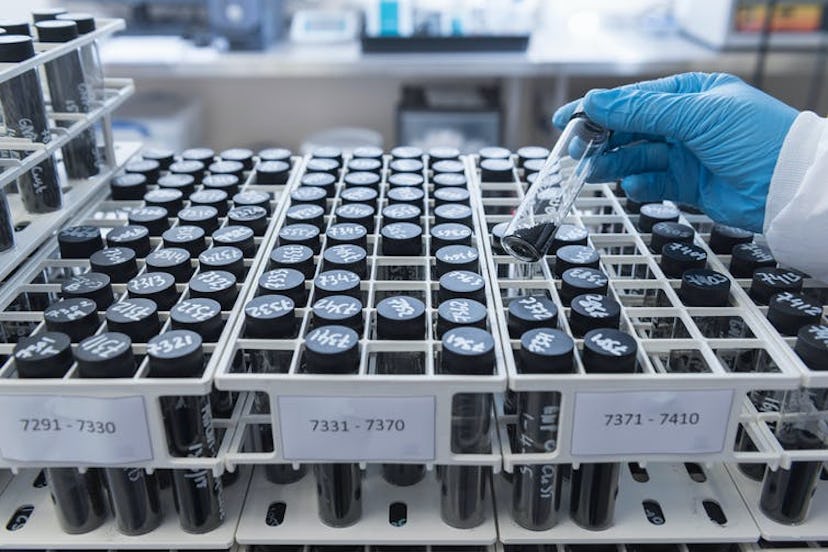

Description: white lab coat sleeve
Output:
[764,111,828,282]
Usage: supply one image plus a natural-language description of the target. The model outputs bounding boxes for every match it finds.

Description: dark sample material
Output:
[638,203,680,233]
[436,298,487,337]
[61,272,115,309]
[512,328,574,530]
[127,272,179,310]
[291,186,328,209]
[146,247,193,282]
[767,293,823,336]
[220,147,254,170]
[212,225,256,257]
[126,160,161,183]
[44,298,100,341]
[171,298,224,341]
[227,205,269,236]
[141,147,175,170]
[435,245,479,276]
[344,171,381,188]
[381,222,423,257]
[749,267,804,305]
[163,226,207,256]
[200,246,245,279]
[144,188,184,215]
[326,223,368,250]
[269,244,315,278]
[440,464,490,529]
[438,270,486,303]
[127,206,170,235]
[434,203,473,227]
[550,224,589,254]
[256,160,291,184]
[507,295,558,337]
[433,187,470,206]
[105,225,151,257]
[554,245,600,277]
[760,427,824,524]
[382,203,421,225]
[730,243,776,278]
[105,298,161,341]
[170,160,206,185]
[560,268,609,306]
[158,174,196,197]
[501,222,557,263]
[147,330,225,533]
[650,222,695,254]
[179,205,220,233]
[314,269,361,300]
[286,204,326,229]
[340,186,378,207]
[709,223,753,254]
[110,173,148,200]
[258,268,307,306]
[568,294,621,337]
[659,242,708,278]
[191,189,230,216]
[202,173,239,194]
[323,244,368,278]
[0,35,62,212]
[678,269,731,307]
[313,295,364,332]
[188,270,238,309]
[58,225,103,258]
[301,172,338,197]
[279,224,322,253]
[89,247,139,282]
[389,172,425,188]
[336,203,376,233]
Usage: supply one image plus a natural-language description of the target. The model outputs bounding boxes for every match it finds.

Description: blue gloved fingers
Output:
[619,173,669,203]
[587,142,670,183]
[583,87,697,141]
[608,131,665,150]
[552,98,587,130]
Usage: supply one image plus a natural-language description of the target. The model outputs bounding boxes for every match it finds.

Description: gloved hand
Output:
[553,73,798,232]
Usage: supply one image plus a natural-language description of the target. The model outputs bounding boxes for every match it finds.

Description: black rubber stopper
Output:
[304,325,360,374]
[582,328,638,373]
[147,330,204,378]
[440,327,495,375]
[569,294,621,337]
[678,269,731,307]
[244,294,296,338]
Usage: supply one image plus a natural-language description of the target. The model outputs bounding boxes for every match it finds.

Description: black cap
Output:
[382,203,421,225]
[353,146,384,160]
[519,328,574,374]
[128,206,170,235]
[286,203,325,229]
[432,160,465,175]
[490,222,509,255]
[190,189,229,216]
[220,147,254,170]
[326,223,368,250]
[62,272,114,309]
[313,146,343,162]
[323,244,368,278]
[58,225,103,258]
[14,332,73,378]
[90,247,139,283]
[523,158,546,176]
[291,185,328,209]
[269,244,315,278]
[388,186,425,206]
[256,160,291,185]
[202,173,239,194]
[479,146,511,160]
[234,190,272,214]
[244,294,296,338]
[435,245,478,276]
[381,222,422,256]
[438,270,485,303]
[389,158,424,175]
[582,328,638,373]
[304,325,360,374]
[227,206,268,236]
[200,245,245,278]
[0,21,31,37]
[158,174,196,197]
[32,8,67,22]
[480,158,514,182]
[678,269,731,307]
[436,298,487,338]
[794,324,828,370]
[429,146,461,164]
[163,225,207,256]
[730,243,775,278]
[125,159,161,183]
[709,224,753,255]
[651,222,695,254]
[178,205,220,233]
[105,225,150,257]
[508,295,558,337]
[34,20,76,42]
[258,268,307,305]
[344,171,381,189]
[441,327,495,375]
[517,146,550,169]
[550,224,589,254]
[127,272,178,310]
[376,296,426,340]
[75,332,135,378]
[182,147,215,163]
[767,292,823,336]
[391,146,422,160]
[259,147,292,162]
[340,186,378,207]
[0,34,34,62]
[660,242,707,278]
[306,157,340,176]
[140,146,174,169]
[278,223,321,253]
[147,330,204,378]
[189,270,238,309]
[430,223,472,253]
[433,187,470,207]
[110,173,147,200]
[44,298,100,341]
[569,294,621,337]
[560,267,609,306]
[312,295,363,332]
[170,298,223,341]
[169,160,206,185]
[554,245,600,277]
[314,269,361,300]
[212,225,255,257]
[749,267,804,305]
[432,173,467,188]
[389,172,425,188]
[434,203,473,228]
[638,203,680,233]
[347,157,382,174]
[209,160,244,180]
[335,203,375,233]
[146,247,192,282]
[105,298,161,342]
[301,172,337,197]
[144,188,184,215]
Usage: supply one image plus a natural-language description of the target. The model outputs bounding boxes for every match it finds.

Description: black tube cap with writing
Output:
[304,325,360,374]
[14,332,73,378]
[44,298,100,342]
[147,330,204,378]
[105,298,161,342]
[582,328,638,374]
[75,332,135,378]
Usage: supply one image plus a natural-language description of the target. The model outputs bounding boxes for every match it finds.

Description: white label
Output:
[278,395,435,461]
[571,389,733,455]
[0,395,153,464]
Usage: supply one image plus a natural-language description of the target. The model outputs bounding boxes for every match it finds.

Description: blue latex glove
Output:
[553,73,798,232]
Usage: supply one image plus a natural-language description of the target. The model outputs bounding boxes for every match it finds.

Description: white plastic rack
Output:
[0,18,134,282]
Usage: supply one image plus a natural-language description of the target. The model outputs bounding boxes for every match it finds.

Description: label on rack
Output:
[278,395,435,461]
[571,389,734,455]
[0,395,153,464]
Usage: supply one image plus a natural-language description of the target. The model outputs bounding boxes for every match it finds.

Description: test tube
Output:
[13,332,108,534]
[305,325,362,527]
[35,21,101,179]
[500,111,609,262]
[75,332,163,535]
[147,330,225,533]
[0,190,13,251]
[748,267,804,305]
[0,35,63,213]
[56,12,102,99]
[512,328,574,530]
